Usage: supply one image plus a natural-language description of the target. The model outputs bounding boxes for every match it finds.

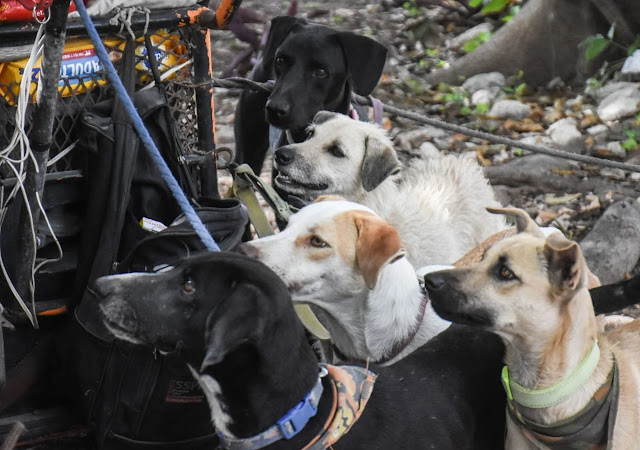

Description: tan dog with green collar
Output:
[425,207,640,449]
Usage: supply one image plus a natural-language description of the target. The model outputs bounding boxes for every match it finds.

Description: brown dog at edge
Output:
[425,207,640,449]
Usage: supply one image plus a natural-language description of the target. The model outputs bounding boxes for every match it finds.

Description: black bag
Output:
[68,41,248,448]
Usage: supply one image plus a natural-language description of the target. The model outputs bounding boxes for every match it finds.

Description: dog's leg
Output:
[234,89,271,174]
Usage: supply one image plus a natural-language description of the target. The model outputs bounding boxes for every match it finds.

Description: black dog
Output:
[95,252,506,449]
[233,16,387,174]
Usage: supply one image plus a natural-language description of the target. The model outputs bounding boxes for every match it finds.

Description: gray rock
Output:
[589,82,639,103]
[605,142,627,159]
[546,117,584,153]
[471,87,501,106]
[600,168,627,181]
[518,134,554,146]
[462,72,505,94]
[433,137,452,150]
[450,22,494,50]
[489,100,531,120]
[629,172,640,182]
[581,198,640,284]
[394,126,448,151]
[416,142,440,159]
[597,86,640,122]
[586,124,609,137]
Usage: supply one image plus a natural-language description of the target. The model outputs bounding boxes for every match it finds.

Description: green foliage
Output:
[622,129,639,151]
[437,60,447,68]
[332,14,343,24]
[480,0,511,15]
[402,0,421,16]
[426,48,439,56]
[469,0,483,7]
[459,106,473,115]
[473,103,490,114]
[513,148,523,156]
[580,34,610,60]
[579,24,640,61]
[501,5,520,22]
[515,82,528,97]
[629,35,640,55]
[463,32,492,53]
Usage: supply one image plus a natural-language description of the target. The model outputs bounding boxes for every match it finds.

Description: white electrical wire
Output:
[0,21,63,328]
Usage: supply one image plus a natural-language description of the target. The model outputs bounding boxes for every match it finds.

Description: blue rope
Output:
[73,0,220,252]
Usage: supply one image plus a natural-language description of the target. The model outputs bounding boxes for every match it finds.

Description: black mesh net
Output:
[0,26,201,174]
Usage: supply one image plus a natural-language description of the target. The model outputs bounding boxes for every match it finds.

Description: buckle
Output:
[276,394,319,440]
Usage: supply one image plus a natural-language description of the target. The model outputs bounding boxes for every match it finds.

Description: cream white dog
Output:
[272,111,506,267]
[241,198,451,364]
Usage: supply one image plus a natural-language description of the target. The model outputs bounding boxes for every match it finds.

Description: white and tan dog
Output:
[240,198,451,364]
[272,111,506,268]
[426,208,640,449]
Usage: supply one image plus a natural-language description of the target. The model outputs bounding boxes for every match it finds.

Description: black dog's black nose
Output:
[275,146,295,166]
[238,243,260,259]
[266,99,290,119]
[424,273,446,291]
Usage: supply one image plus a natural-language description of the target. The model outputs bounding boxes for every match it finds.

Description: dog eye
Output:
[312,68,327,79]
[498,265,515,281]
[326,144,345,158]
[183,278,196,294]
[275,56,286,67]
[309,236,329,248]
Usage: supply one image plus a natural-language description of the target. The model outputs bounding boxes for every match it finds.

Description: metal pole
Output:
[191,14,220,199]
[12,0,71,323]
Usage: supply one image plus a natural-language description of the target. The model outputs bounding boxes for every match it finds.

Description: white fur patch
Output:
[188,366,235,438]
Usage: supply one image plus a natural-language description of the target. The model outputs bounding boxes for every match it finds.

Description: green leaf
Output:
[629,35,640,55]
[480,0,510,15]
[469,0,484,7]
[513,148,523,156]
[580,35,610,60]
[426,48,439,56]
[622,138,638,150]
[515,82,528,97]
[463,32,491,53]
[474,103,489,114]
[460,106,472,116]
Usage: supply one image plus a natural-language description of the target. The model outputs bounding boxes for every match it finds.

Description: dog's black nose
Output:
[424,273,446,291]
[238,243,260,259]
[275,146,295,166]
[266,99,290,119]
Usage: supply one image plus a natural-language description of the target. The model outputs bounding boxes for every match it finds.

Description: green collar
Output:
[502,340,600,409]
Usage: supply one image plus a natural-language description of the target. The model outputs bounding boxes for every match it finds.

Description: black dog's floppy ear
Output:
[335,32,387,96]
[262,16,307,72]
[313,110,340,125]
[201,282,267,371]
[361,135,400,192]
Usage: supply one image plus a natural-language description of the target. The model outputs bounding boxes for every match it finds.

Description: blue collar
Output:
[219,368,326,450]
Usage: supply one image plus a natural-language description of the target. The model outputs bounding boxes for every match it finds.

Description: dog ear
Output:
[486,207,544,238]
[314,195,347,203]
[201,282,267,371]
[354,213,406,289]
[362,135,400,192]
[313,111,340,125]
[262,16,307,72]
[544,233,585,296]
[334,32,387,95]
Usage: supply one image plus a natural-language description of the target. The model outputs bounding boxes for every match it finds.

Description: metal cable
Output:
[198,76,640,174]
